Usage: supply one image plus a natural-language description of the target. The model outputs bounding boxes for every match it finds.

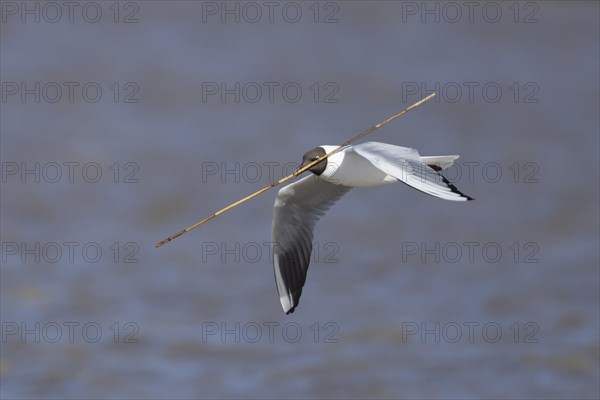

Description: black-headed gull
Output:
[272,141,473,314]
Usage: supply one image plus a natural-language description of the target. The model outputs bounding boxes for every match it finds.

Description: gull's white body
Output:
[272,142,473,314]
[317,145,398,187]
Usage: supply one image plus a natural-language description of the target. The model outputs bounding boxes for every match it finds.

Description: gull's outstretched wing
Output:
[353,142,473,201]
[272,175,351,314]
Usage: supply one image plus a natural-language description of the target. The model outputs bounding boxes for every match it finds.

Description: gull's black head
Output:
[299,147,327,176]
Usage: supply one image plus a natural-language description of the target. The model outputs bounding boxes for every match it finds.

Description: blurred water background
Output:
[1,1,598,398]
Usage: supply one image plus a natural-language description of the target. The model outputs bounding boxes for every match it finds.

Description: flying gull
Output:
[272,141,473,314]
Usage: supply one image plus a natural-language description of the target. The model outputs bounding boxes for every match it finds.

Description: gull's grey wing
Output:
[353,142,473,201]
[272,175,351,314]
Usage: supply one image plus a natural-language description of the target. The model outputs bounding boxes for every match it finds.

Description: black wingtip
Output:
[439,174,474,201]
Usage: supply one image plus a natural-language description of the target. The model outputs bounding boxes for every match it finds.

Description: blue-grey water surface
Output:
[1,1,598,398]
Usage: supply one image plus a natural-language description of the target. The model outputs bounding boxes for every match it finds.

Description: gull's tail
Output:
[420,155,459,171]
